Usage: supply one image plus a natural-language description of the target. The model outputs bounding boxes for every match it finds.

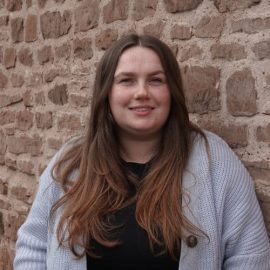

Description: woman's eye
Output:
[119,78,134,84]
[149,77,164,84]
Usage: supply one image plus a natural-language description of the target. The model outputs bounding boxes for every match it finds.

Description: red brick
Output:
[10,73,24,87]
[0,199,11,210]
[18,47,33,66]
[0,70,8,88]
[95,29,118,50]
[0,46,3,63]
[0,155,4,165]
[143,20,165,38]
[5,155,17,170]
[7,135,42,156]
[17,159,35,175]
[15,110,34,131]
[23,90,34,107]
[179,44,203,62]
[74,38,93,60]
[26,0,32,8]
[133,0,158,21]
[210,43,247,60]
[171,24,192,40]
[40,11,71,39]
[194,16,224,38]
[181,66,221,113]
[0,212,4,235]
[4,47,16,69]
[103,0,128,23]
[0,0,4,8]
[213,0,261,12]
[74,0,100,32]
[55,42,71,60]
[226,68,257,116]
[197,119,248,148]
[0,111,15,125]
[38,45,54,65]
[44,69,60,82]
[11,17,24,43]
[0,129,6,155]
[231,17,270,34]
[57,113,82,130]
[163,0,203,12]
[0,245,13,270]
[257,124,270,143]
[5,212,26,241]
[35,111,53,129]
[4,126,14,136]
[69,93,89,107]
[0,16,8,27]
[252,40,270,60]
[0,94,22,108]
[25,14,37,42]
[6,0,22,11]
[0,179,8,195]
[47,137,62,150]
[38,0,47,8]
[35,91,45,105]
[48,84,68,105]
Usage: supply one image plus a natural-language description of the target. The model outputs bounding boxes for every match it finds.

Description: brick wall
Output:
[0,0,269,268]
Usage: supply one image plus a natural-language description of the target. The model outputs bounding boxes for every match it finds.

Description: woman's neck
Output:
[119,134,160,164]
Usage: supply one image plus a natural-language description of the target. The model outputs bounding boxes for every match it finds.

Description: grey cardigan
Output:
[14,132,270,269]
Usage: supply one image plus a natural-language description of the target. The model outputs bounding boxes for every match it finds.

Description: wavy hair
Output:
[51,34,206,260]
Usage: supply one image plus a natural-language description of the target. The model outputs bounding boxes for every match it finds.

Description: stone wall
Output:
[0,0,269,268]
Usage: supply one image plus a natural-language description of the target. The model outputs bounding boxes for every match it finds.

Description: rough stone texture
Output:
[69,93,89,107]
[74,0,100,32]
[210,43,247,60]
[252,40,270,60]
[231,17,270,34]
[257,124,270,143]
[171,25,192,40]
[4,47,16,69]
[57,113,82,130]
[195,16,225,38]
[103,0,129,24]
[6,0,22,11]
[15,110,34,131]
[35,111,53,129]
[163,0,203,12]
[181,66,220,114]
[25,14,37,42]
[212,0,261,12]
[95,29,118,50]
[179,44,203,62]
[133,0,158,21]
[0,70,8,88]
[40,11,71,39]
[198,119,248,148]
[55,42,71,60]
[18,48,33,66]
[6,135,42,156]
[48,84,68,105]
[226,68,257,116]
[73,37,93,60]
[38,0,47,8]
[143,20,165,38]
[0,0,270,265]
[11,17,24,43]
[38,45,54,65]
[11,73,24,87]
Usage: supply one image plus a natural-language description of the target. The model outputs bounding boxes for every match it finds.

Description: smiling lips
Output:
[129,105,154,115]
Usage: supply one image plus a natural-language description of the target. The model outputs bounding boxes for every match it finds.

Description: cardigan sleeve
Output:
[209,134,270,270]
[13,150,63,270]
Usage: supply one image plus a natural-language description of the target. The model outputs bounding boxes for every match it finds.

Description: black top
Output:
[86,162,179,270]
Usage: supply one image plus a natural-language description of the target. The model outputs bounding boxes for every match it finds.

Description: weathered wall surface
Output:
[0,0,269,268]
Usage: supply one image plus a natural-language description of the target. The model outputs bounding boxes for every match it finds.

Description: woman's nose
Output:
[134,82,149,99]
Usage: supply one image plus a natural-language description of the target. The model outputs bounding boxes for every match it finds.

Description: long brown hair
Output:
[51,34,206,259]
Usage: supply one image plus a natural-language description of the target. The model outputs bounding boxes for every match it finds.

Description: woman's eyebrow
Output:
[114,70,165,78]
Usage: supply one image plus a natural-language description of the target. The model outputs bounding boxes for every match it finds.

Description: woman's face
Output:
[109,46,171,140]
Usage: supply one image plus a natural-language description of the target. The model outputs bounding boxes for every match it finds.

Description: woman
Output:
[14,34,270,269]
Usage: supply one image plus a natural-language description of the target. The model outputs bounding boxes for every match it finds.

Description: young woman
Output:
[14,34,270,269]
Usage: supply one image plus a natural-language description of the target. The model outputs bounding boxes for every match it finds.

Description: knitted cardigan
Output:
[14,132,270,269]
